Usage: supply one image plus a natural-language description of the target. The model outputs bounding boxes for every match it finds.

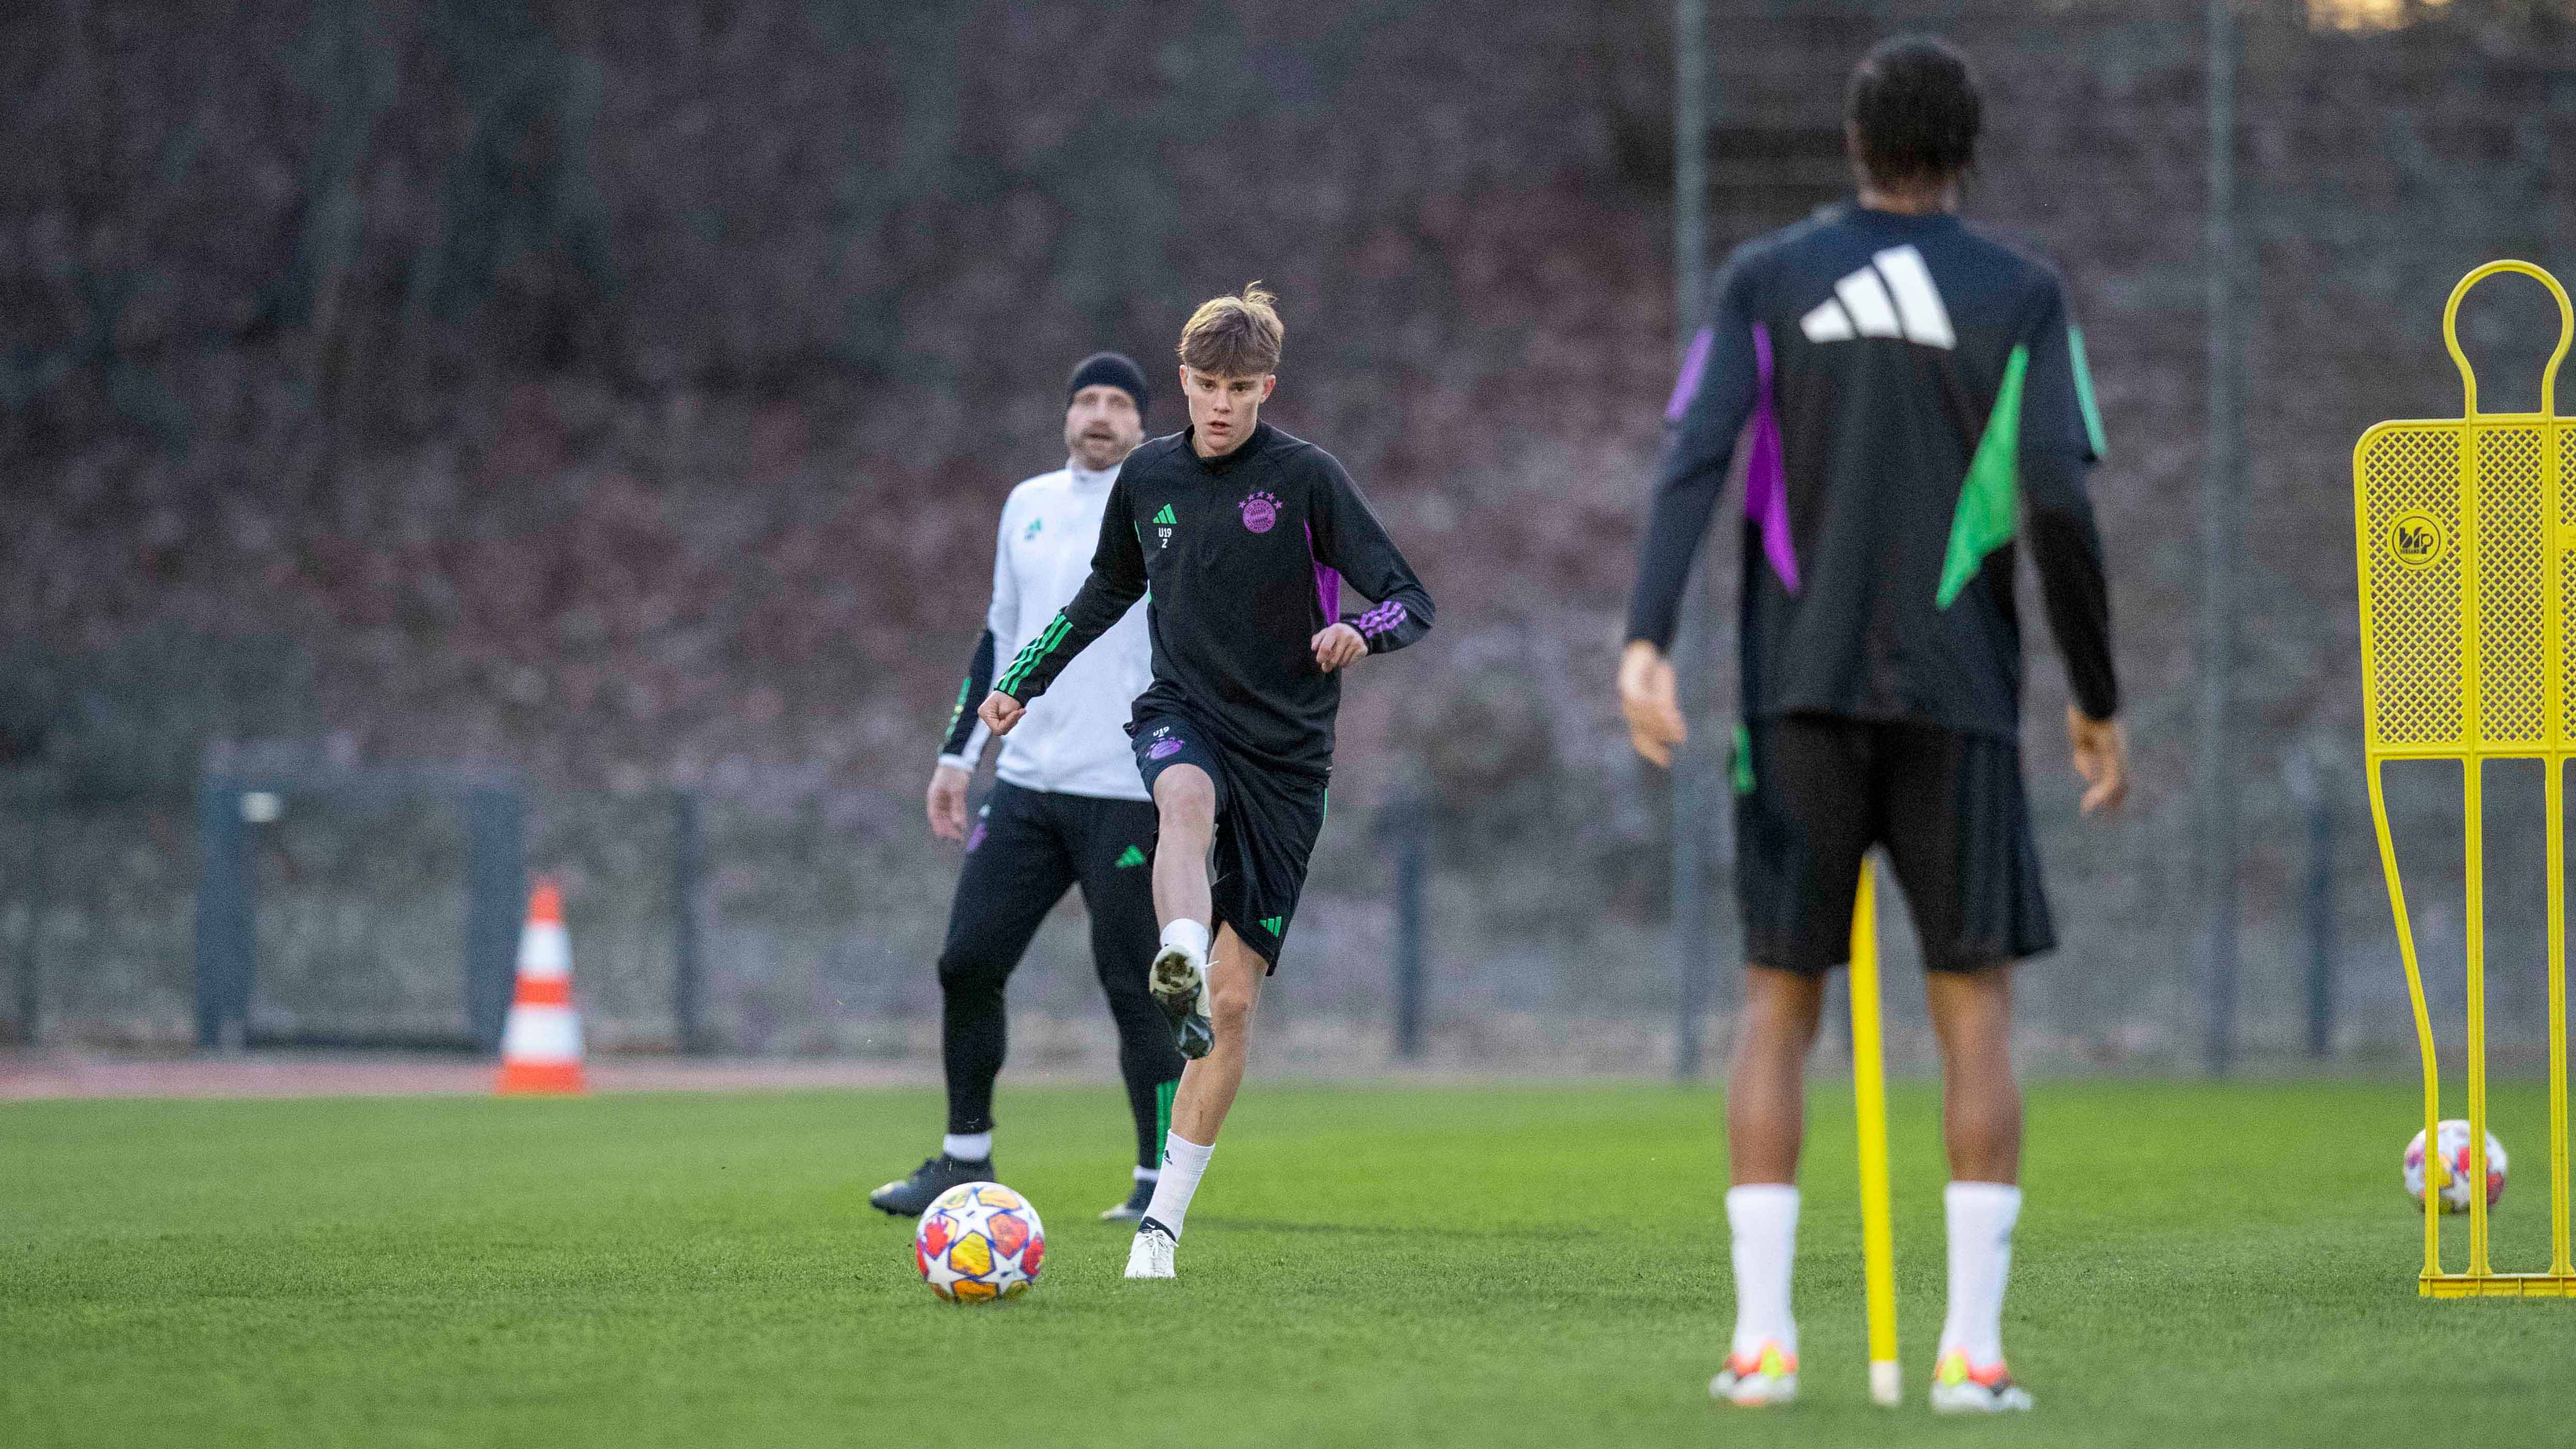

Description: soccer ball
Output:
[915,1181,1045,1303]
[2403,1119,2507,1214]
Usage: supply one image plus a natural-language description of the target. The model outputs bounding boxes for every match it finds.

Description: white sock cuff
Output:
[1144,1131,1215,1238]
[1134,1165,1161,1182]
[941,1131,993,1163]
[1160,918,1212,960]
[1945,1180,2023,1222]
[1161,1132,1214,1173]
[1725,1183,1800,1219]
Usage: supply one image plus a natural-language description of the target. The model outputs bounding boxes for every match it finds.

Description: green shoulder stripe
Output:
[1935,343,2029,610]
[2069,326,2108,460]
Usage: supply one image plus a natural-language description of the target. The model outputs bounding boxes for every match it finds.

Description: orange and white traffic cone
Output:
[496,877,586,1095]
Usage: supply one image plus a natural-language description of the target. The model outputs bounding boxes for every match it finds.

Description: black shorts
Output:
[1129,709,1327,972]
[1732,713,2053,975]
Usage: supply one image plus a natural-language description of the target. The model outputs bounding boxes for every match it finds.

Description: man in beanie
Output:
[871,350,1183,1223]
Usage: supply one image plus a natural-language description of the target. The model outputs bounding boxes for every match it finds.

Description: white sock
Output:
[1938,1181,2023,1366]
[1142,1132,1214,1236]
[940,1132,991,1163]
[1725,1183,1800,1359]
[1160,918,1211,963]
[1133,1165,1161,1182]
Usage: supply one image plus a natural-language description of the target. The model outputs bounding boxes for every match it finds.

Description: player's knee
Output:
[1208,978,1259,1038]
[936,947,1005,995]
[1153,767,1217,832]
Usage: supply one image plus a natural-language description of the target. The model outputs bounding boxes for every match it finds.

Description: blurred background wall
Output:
[3,0,2572,1068]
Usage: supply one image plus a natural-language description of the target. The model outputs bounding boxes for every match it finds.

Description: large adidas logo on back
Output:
[1798,245,1954,349]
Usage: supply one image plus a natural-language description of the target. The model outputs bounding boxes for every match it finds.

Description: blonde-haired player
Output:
[980,284,1436,1279]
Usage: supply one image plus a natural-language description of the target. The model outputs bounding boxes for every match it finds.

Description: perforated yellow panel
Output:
[2477,426,2547,745]
[2358,425,2465,747]
[2564,422,2576,740]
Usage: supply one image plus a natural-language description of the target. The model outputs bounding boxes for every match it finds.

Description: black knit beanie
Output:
[1067,351,1150,418]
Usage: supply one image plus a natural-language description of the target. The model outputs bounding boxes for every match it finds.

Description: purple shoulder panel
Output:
[1304,522,1342,623]
[1745,323,1800,594]
[1665,326,1714,423]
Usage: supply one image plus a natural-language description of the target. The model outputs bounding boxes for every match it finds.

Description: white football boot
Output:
[1123,1219,1178,1279]
[1709,1342,1798,1407]
[1148,942,1214,1059]
[1928,1350,2033,1413]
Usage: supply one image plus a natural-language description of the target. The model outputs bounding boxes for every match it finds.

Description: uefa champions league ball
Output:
[915,1181,1046,1303]
[2403,1119,2506,1214]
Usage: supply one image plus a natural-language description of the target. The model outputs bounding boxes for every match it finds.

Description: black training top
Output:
[995,421,1434,778]
[1625,204,2118,738]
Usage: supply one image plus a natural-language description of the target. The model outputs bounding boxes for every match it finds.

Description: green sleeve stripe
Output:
[996,614,1069,696]
[2069,326,2108,460]
[1935,343,2029,610]
[998,616,1065,694]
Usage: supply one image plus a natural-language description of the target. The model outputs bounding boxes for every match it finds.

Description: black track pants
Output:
[938,780,1180,1167]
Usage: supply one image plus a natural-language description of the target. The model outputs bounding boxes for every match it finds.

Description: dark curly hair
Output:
[1846,36,1982,189]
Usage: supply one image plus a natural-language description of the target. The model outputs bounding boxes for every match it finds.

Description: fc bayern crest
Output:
[1240,491,1280,534]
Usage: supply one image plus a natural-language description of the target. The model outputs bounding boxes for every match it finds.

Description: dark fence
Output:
[0,745,2515,1073]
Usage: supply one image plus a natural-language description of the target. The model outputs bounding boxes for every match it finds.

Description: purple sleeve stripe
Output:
[1356,600,1408,635]
[1664,325,1714,423]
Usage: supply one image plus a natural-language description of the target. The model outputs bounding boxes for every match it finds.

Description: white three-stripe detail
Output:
[1797,246,1955,350]
[1834,267,1903,338]
[1801,297,1855,341]
[1870,246,1954,349]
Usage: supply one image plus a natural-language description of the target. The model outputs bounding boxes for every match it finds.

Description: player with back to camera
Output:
[870,352,1187,1224]
[1618,37,2129,1413]
[979,284,1434,1281]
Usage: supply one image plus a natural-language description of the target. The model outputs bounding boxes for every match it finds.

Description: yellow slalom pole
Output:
[2368,762,2445,1283]
[2465,758,2492,1278]
[2550,759,2571,1278]
[1849,857,1900,1406]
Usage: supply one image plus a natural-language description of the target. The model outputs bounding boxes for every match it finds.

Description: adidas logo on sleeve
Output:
[1799,245,1954,349]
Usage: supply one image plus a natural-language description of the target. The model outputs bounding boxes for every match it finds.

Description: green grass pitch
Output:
[6,1078,2573,1447]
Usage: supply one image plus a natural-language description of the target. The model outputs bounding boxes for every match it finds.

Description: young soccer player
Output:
[1618,38,2129,1412]
[977,284,1433,1280]
[870,353,1186,1224]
